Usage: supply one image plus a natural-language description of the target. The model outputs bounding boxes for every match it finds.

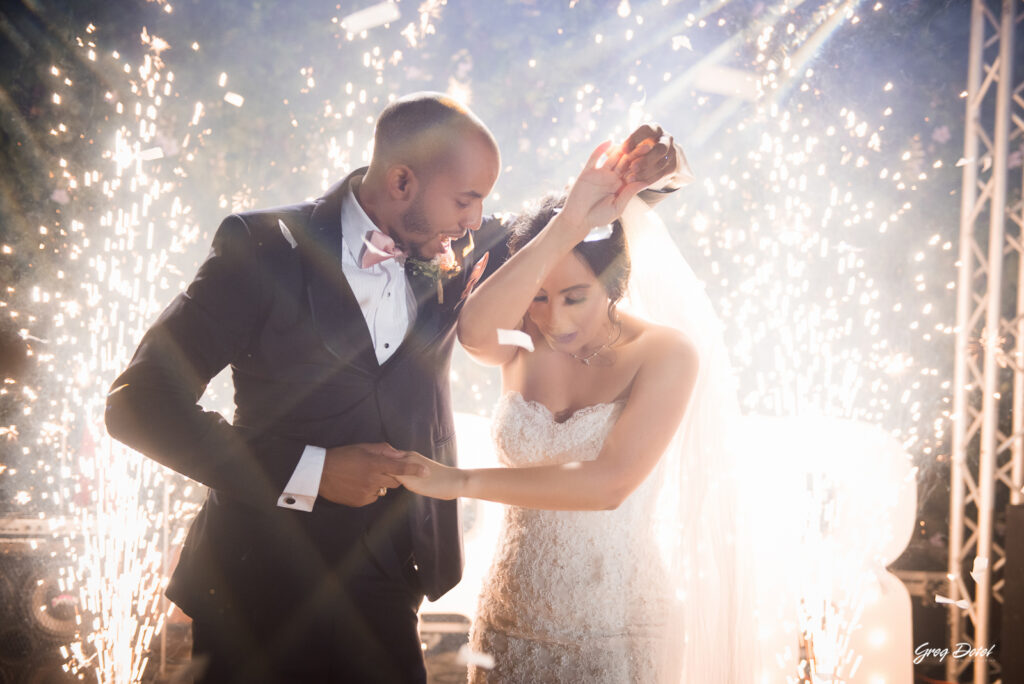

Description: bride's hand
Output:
[606,123,689,188]
[560,141,648,240]
[395,451,466,500]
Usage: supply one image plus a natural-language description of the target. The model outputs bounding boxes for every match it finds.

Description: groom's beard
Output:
[398,196,434,259]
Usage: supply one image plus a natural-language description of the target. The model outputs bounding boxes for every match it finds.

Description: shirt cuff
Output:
[277,445,326,512]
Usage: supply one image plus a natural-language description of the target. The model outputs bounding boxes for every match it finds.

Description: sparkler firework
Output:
[0,0,972,681]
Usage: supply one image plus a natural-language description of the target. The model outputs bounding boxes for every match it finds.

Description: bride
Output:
[398,140,760,682]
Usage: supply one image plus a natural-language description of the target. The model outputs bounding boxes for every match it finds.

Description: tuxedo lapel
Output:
[299,172,378,374]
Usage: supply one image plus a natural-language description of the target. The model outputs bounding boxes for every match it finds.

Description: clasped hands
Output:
[558,123,686,241]
[317,442,427,506]
[315,442,459,506]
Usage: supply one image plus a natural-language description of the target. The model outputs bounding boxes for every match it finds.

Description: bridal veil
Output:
[619,197,763,683]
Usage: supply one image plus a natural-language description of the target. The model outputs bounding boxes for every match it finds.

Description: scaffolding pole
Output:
[950,1,1024,682]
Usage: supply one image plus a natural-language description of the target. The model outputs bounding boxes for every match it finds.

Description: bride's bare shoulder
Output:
[627,315,699,370]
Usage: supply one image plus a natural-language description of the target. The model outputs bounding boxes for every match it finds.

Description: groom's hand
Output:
[319,442,427,507]
[608,123,693,189]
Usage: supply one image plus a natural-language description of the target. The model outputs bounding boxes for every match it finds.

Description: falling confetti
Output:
[935,594,971,610]
[222,92,245,107]
[278,219,298,249]
[340,1,402,34]
[456,643,495,669]
[496,328,535,352]
[0,1,970,681]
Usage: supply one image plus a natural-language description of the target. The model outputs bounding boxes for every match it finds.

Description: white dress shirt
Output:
[277,178,417,511]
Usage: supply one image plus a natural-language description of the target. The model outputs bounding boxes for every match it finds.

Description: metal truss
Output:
[950,1,1024,683]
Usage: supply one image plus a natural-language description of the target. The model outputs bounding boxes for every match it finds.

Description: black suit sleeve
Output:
[104,214,306,508]
[636,185,677,207]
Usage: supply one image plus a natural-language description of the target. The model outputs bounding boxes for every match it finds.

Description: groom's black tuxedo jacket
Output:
[105,168,672,629]
[105,170,513,628]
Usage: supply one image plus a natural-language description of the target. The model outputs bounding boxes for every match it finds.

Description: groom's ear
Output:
[386,165,418,201]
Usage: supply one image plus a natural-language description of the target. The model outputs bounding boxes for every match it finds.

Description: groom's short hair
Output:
[371,92,496,173]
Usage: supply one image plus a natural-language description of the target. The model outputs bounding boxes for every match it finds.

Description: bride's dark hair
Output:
[507,194,631,308]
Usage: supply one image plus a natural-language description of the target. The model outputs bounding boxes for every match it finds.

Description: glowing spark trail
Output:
[0,0,960,680]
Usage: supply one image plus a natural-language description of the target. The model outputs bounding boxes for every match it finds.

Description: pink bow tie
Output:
[359,230,406,268]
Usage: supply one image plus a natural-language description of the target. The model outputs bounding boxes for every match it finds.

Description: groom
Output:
[105,92,684,682]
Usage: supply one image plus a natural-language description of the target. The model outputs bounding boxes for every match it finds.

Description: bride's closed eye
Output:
[532,295,586,305]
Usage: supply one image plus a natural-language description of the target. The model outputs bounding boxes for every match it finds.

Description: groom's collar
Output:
[339,175,396,268]
[310,168,367,238]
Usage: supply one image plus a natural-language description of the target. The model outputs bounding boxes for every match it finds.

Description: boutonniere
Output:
[407,242,462,304]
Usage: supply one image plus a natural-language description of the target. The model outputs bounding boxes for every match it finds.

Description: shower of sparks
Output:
[67,424,185,682]
[0,0,962,680]
[792,474,874,683]
[30,24,208,682]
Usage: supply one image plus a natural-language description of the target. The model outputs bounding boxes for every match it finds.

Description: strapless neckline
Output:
[503,390,626,425]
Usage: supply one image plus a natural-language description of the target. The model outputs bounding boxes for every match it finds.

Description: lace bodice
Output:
[493,390,624,460]
[468,392,674,683]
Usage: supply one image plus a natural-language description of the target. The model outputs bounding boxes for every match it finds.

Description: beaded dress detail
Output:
[467,391,675,683]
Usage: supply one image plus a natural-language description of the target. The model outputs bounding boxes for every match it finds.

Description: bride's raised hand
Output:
[560,141,648,241]
[395,451,466,500]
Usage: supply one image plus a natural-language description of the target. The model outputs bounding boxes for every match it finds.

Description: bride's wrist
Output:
[459,468,475,499]
[545,211,589,248]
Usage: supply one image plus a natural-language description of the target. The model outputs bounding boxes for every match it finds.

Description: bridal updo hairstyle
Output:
[507,194,631,311]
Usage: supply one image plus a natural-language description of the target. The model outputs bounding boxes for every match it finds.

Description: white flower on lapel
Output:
[407,240,462,304]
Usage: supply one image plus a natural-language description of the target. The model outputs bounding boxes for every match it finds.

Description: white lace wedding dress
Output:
[467,391,679,683]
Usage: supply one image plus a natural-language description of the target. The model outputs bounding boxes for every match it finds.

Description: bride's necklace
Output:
[569,321,622,367]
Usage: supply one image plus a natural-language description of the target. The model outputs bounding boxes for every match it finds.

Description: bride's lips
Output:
[551,332,577,346]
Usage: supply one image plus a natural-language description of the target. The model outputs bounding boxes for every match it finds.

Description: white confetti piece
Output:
[138,147,164,161]
[935,594,970,610]
[223,92,244,107]
[583,224,614,242]
[671,35,693,51]
[693,64,760,101]
[341,1,401,33]
[497,328,534,352]
[278,220,297,249]
[835,241,864,253]
[456,644,495,670]
[970,556,988,584]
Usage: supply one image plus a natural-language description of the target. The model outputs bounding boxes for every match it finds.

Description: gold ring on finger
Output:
[376,487,387,497]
